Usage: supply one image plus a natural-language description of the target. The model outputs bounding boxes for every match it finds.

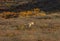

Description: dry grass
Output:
[0,11,19,18]
[0,17,59,41]
[0,8,60,41]
[18,8,41,17]
[0,8,47,18]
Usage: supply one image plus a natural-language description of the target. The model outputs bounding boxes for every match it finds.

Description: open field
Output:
[0,13,60,41]
[0,0,60,41]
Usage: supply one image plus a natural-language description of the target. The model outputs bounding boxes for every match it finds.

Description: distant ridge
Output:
[0,0,60,12]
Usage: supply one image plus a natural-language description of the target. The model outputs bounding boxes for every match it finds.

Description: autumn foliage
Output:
[0,8,46,18]
[0,11,19,18]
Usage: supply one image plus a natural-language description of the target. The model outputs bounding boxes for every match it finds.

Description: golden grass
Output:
[0,11,18,18]
[19,8,46,17]
[0,8,46,18]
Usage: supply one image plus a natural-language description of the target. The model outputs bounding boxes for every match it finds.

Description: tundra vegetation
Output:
[0,8,47,18]
[0,0,60,41]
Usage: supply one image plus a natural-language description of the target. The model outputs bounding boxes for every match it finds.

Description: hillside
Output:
[0,0,60,41]
[0,0,60,12]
